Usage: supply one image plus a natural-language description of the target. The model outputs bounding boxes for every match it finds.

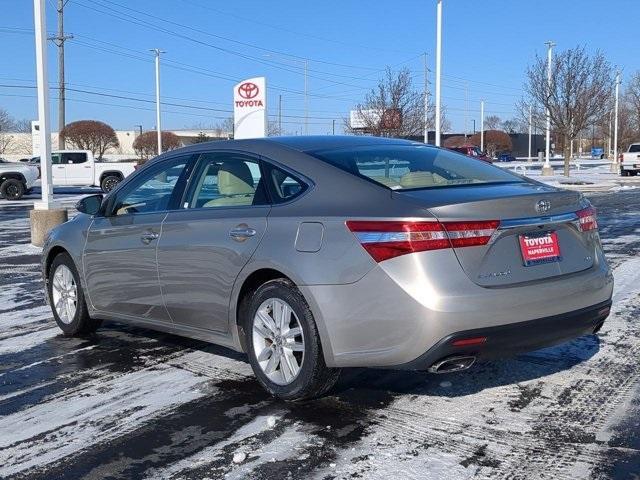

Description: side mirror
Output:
[76,194,104,216]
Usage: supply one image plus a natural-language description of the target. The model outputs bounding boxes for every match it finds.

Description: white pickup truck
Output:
[31,150,137,193]
[620,143,640,176]
[0,159,40,200]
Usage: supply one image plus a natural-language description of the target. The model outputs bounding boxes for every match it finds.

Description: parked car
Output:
[42,136,613,400]
[619,143,640,176]
[29,150,137,192]
[497,153,517,162]
[449,145,492,162]
[0,160,39,199]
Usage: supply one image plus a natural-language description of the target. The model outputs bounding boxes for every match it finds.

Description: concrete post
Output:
[30,208,68,247]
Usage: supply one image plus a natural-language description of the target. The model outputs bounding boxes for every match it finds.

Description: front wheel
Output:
[100,175,121,193]
[244,279,340,401]
[48,253,102,335]
[0,179,25,200]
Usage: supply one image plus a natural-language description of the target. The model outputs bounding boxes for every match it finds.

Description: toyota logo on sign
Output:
[238,82,259,99]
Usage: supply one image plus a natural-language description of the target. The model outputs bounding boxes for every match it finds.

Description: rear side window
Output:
[310,145,522,190]
[62,152,87,164]
[262,163,307,204]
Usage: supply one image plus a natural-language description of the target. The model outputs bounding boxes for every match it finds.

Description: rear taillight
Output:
[619,153,624,162]
[346,220,499,263]
[576,206,598,232]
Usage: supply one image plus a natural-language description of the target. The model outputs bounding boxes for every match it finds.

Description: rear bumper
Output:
[393,300,611,370]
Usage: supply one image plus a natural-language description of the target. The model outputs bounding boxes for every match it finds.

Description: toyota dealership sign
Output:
[233,77,267,139]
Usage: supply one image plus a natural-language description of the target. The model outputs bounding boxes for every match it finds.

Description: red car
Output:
[449,145,492,163]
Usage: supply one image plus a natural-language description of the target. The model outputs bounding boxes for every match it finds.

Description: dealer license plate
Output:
[519,231,561,266]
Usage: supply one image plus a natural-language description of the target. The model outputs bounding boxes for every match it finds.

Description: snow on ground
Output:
[0,191,639,479]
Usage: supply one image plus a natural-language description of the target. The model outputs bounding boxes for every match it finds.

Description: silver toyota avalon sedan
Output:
[42,136,613,400]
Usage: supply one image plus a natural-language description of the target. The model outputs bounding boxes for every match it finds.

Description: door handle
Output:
[229,225,256,242]
[140,231,159,244]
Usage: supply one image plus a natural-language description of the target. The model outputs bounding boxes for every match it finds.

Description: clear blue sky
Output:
[1,0,637,134]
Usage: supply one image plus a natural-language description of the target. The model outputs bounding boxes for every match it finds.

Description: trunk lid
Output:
[397,182,596,287]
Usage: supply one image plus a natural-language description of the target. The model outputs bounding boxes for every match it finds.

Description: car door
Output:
[83,155,195,322]
[157,151,270,333]
[50,153,66,185]
[63,152,93,185]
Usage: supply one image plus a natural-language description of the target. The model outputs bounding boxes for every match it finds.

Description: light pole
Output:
[423,52,429,144]
[480,100,484,152]
[304,59,308,135]
[542,41,555,176]
[612,72,621,173]
[31,0,67,246]
[150,48,164,155]
[434,0,442,146]
[528,104,532,162]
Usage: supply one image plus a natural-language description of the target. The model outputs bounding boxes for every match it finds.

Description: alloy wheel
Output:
[51,265,77,324]
[252,297,305,385]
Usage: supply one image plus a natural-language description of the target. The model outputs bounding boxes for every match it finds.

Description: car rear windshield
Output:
[309,144,523,190]
[629,144,640,153]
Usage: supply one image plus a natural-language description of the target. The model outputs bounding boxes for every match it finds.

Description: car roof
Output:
[263,135,420,152]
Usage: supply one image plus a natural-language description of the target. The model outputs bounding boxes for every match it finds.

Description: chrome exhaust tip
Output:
[428,355,476,374]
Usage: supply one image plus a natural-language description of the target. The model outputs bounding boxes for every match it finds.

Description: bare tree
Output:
[267,120,282,137]
[484,115,502,130]
[133,131,181,160]
[61,120,120,159]
[0,108,31,154]
[345,67,449,138]
[524,46,613,176]
[501,118,527,134]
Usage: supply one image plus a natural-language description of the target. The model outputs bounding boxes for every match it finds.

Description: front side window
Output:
[310,144,524,190]
[112,158,189,215]
[187,153,267,208]
[51,153,62,165]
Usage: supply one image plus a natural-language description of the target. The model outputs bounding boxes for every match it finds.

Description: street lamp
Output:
[150,48,165,155]
[542,41,555,176]
[611,72,621,173]
[480,100,484,152]
[434,0,443,146]
[30,0,67,246]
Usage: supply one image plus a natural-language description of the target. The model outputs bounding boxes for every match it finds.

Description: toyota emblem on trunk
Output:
[535,199,551,213]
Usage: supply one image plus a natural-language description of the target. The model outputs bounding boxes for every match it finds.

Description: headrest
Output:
[218,161,255,195]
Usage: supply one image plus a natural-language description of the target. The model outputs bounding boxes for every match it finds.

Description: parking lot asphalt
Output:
[1,190,639,480]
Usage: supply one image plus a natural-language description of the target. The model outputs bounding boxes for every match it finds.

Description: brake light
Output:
[576,206,598,232]
[346,220,499,262]
[619,153,624,162]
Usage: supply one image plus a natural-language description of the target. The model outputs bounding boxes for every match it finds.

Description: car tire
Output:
[0,179,25,200]
[243,278,340,401]
[100,175,121,193]
[48,253,102,336]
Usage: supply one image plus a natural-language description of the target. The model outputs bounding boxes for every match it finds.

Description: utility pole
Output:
[150,48,165,155]
[480,100,484,152]
[48,0,72,150]
[134,124,143,136]
[434,0,442,146]
[423,52,429,144]
[612,72,621,173]
[542,40,555,176]
[528,104,532,162]
[332,119,336,135]
[278,94,282,135]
